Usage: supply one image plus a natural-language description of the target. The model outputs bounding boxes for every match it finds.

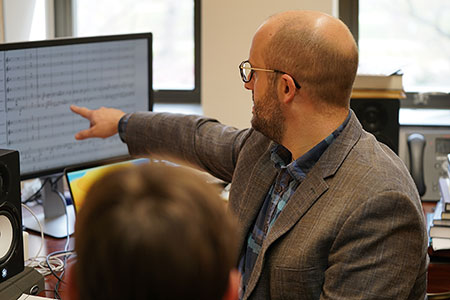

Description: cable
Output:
[25,252,75,277]
[45,250,76,299]
[21,203,44,261]
[45,175,71,299]
[21,174,74,299]
[45,250,76,279]
[22,184,67,284]
[50,177,70,252]
[21,177,50,205]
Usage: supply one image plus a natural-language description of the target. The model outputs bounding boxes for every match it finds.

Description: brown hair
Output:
[263,14,359,108]
[74,162,238,300]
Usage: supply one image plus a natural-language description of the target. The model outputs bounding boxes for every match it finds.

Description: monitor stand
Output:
[22,176,75,239]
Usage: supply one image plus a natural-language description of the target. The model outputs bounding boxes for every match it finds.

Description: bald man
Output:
[70,10,428,300]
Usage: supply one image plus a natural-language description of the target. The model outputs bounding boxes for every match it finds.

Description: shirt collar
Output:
[270,112,351,181]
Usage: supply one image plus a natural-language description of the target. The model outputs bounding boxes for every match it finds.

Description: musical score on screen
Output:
[0,38,149,176]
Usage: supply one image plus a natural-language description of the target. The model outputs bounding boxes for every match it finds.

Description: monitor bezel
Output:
[0,32,153,180]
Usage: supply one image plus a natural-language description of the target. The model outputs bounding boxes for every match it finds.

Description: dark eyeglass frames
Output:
[239,60,301,89]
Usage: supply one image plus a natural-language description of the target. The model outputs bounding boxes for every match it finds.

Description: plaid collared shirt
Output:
[239,113,350,297]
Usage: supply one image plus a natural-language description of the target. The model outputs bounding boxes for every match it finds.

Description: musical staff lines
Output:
[19,138,126,173]
[0,38,149,174]
[5,84,136,113]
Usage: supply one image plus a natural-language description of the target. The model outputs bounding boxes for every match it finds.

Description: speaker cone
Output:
[0,149,24,282]
[0,205,19,270]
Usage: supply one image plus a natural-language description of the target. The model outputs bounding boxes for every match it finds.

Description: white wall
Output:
[202,0,335,128]
[3,0,53,42]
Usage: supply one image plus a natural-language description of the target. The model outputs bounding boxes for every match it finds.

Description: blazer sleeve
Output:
[122,111,252,183]
[321,190,428,299]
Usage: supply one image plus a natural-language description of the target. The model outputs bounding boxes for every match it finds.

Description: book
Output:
[443,211,450,220]
[433,202,450,226]
[439,177,450,211]
[429,201,450,239]
[432,199,450,222]
[434,218,450,226]
[430,225,450,238]
[431,237,450,251]
[430,199,450,238]
[351,89,406,99]
[352,73,403,91]
[426,211,450,253]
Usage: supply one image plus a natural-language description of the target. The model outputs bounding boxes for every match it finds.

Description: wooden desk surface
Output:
[26,202,450,298]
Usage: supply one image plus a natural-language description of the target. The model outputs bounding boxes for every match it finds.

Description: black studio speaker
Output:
[351,98,400,154]
[0,149,24,283]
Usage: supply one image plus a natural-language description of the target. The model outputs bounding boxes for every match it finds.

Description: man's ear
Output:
[278,74,297,104]
[66,263,79,300]
[222,269,241,300]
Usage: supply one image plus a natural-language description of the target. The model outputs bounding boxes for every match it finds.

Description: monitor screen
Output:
[0,33,152,179]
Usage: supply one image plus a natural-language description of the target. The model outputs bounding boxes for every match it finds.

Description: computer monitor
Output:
[0,33,152,237]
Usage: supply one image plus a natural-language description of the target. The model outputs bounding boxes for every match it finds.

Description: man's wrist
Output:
[118,113,132,143]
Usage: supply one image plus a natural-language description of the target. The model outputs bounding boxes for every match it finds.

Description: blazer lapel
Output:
[266,173,329,246]
[243,172,329,298]
[243,111,363,299]
[230,142,279,256]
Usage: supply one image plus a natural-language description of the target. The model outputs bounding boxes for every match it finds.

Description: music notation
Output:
[19,138,126,173]
[0,39,149,174]
[6,112,75,125]
[2,44,135,60]
[5,81,135,97]
[4,59,136,73]
[5,92,136,114]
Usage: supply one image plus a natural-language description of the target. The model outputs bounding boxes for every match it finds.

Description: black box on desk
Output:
[350,98,400,154]
[0,266,44,300]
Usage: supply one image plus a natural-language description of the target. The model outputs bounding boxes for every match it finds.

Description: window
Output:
[359,0,450,93]
[340,0,450,108]
[57,0,200,103]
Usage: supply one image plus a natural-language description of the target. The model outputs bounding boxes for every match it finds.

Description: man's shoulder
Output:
[340,130,417,195]
[353,130,404,169]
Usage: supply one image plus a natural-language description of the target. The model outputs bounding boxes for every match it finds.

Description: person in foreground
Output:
[67,163,240,300]
[70,10,428,300]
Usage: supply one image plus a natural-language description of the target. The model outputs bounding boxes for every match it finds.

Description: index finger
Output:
[70,105,92,119]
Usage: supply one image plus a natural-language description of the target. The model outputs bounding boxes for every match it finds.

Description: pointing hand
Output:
[70,105,126,140]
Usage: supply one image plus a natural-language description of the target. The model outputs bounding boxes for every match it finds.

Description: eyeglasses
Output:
[239,60,301,89]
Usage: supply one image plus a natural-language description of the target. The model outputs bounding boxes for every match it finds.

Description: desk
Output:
[26,202,450,298]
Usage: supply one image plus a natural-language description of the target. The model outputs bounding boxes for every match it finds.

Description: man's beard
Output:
[251,86,285,144]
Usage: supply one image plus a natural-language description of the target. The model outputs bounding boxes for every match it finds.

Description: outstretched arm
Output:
[70,105,126,140]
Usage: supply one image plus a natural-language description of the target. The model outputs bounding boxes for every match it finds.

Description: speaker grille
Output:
[351,98,400,154]
[0,149,24,282]
[0,207,19,267]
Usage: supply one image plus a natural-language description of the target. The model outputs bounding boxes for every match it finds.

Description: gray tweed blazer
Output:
[123,110,428,300]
